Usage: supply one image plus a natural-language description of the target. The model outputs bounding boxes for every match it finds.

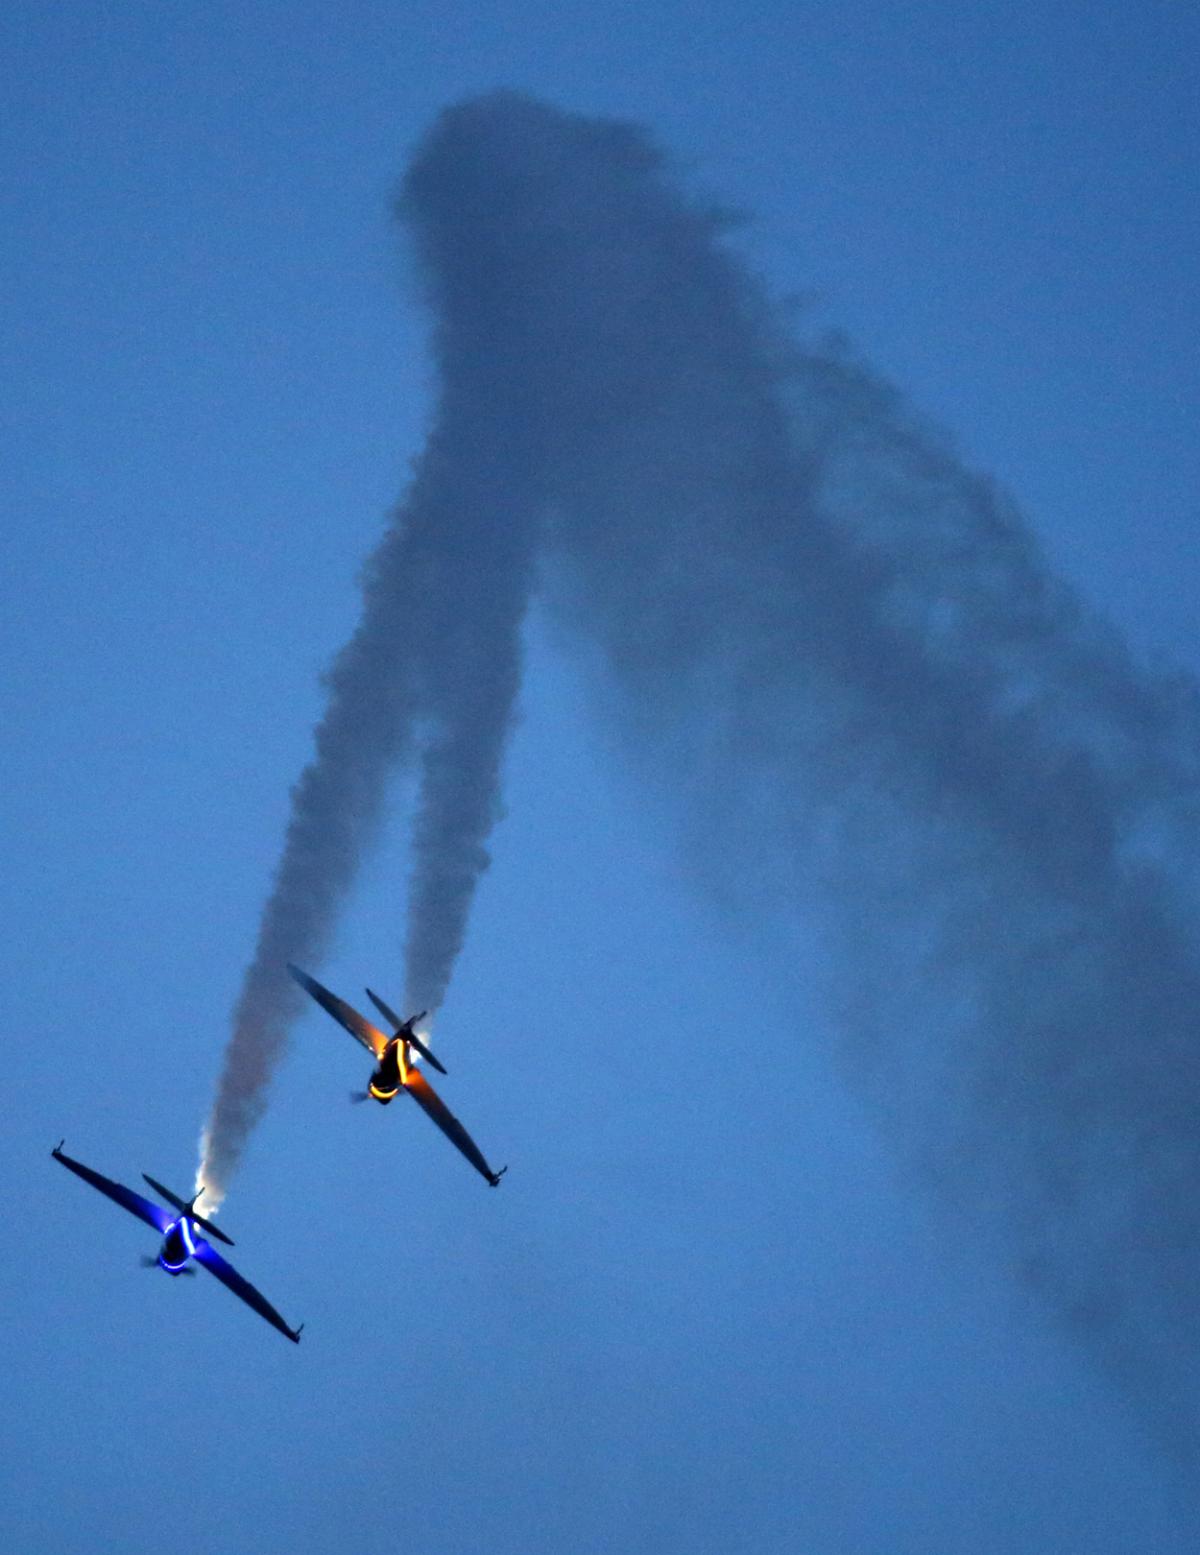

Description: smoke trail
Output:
[200,89,1200,1453]
[198,324,539,1210]
[396,94,1200,1450]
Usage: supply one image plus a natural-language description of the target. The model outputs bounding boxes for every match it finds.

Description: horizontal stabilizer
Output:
[405,1031,447,1075]
[366,988,447,1074]
[365,986,404,1030]
[142,1174,235,1246]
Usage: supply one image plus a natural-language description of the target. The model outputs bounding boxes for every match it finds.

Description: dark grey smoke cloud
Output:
[200,90,1200,1451]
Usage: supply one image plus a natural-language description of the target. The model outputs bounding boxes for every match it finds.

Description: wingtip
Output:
[52,1138,65,1157]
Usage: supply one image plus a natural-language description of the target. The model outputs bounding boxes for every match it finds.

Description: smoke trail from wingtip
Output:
[197,324,539,1211]
[199,89,1200,1458]
[195,550,420,1206]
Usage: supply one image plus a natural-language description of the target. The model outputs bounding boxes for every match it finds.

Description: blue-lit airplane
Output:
[51,1143,303,1344]
[288,964,507,1188]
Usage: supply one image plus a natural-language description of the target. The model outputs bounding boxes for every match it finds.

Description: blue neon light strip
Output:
[158,1216,193,1272]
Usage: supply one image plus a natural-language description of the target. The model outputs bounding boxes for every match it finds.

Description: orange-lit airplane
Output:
[288,965,506,1188]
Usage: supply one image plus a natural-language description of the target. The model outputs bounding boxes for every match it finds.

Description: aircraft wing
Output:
[288,964,387,1060]
[52,1144,172,1234]
[404,1071,504,1186]
[193,1239,302,1344]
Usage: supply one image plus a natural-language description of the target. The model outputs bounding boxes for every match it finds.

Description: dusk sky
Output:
[4,5,1198,1553]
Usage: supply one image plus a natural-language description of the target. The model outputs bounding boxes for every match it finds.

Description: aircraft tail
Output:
[142,1174,236,1246]
[365,988,448,1074]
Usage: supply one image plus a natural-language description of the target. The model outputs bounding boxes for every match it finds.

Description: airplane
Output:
[51,1142,303,1344]
[288,963,507,1188]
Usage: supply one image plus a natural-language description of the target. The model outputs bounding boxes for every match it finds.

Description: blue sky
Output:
[3,4,1197,1551]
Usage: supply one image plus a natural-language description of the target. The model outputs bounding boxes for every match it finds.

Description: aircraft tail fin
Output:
[142,1174,236,1246]
[366,989,447,1074]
